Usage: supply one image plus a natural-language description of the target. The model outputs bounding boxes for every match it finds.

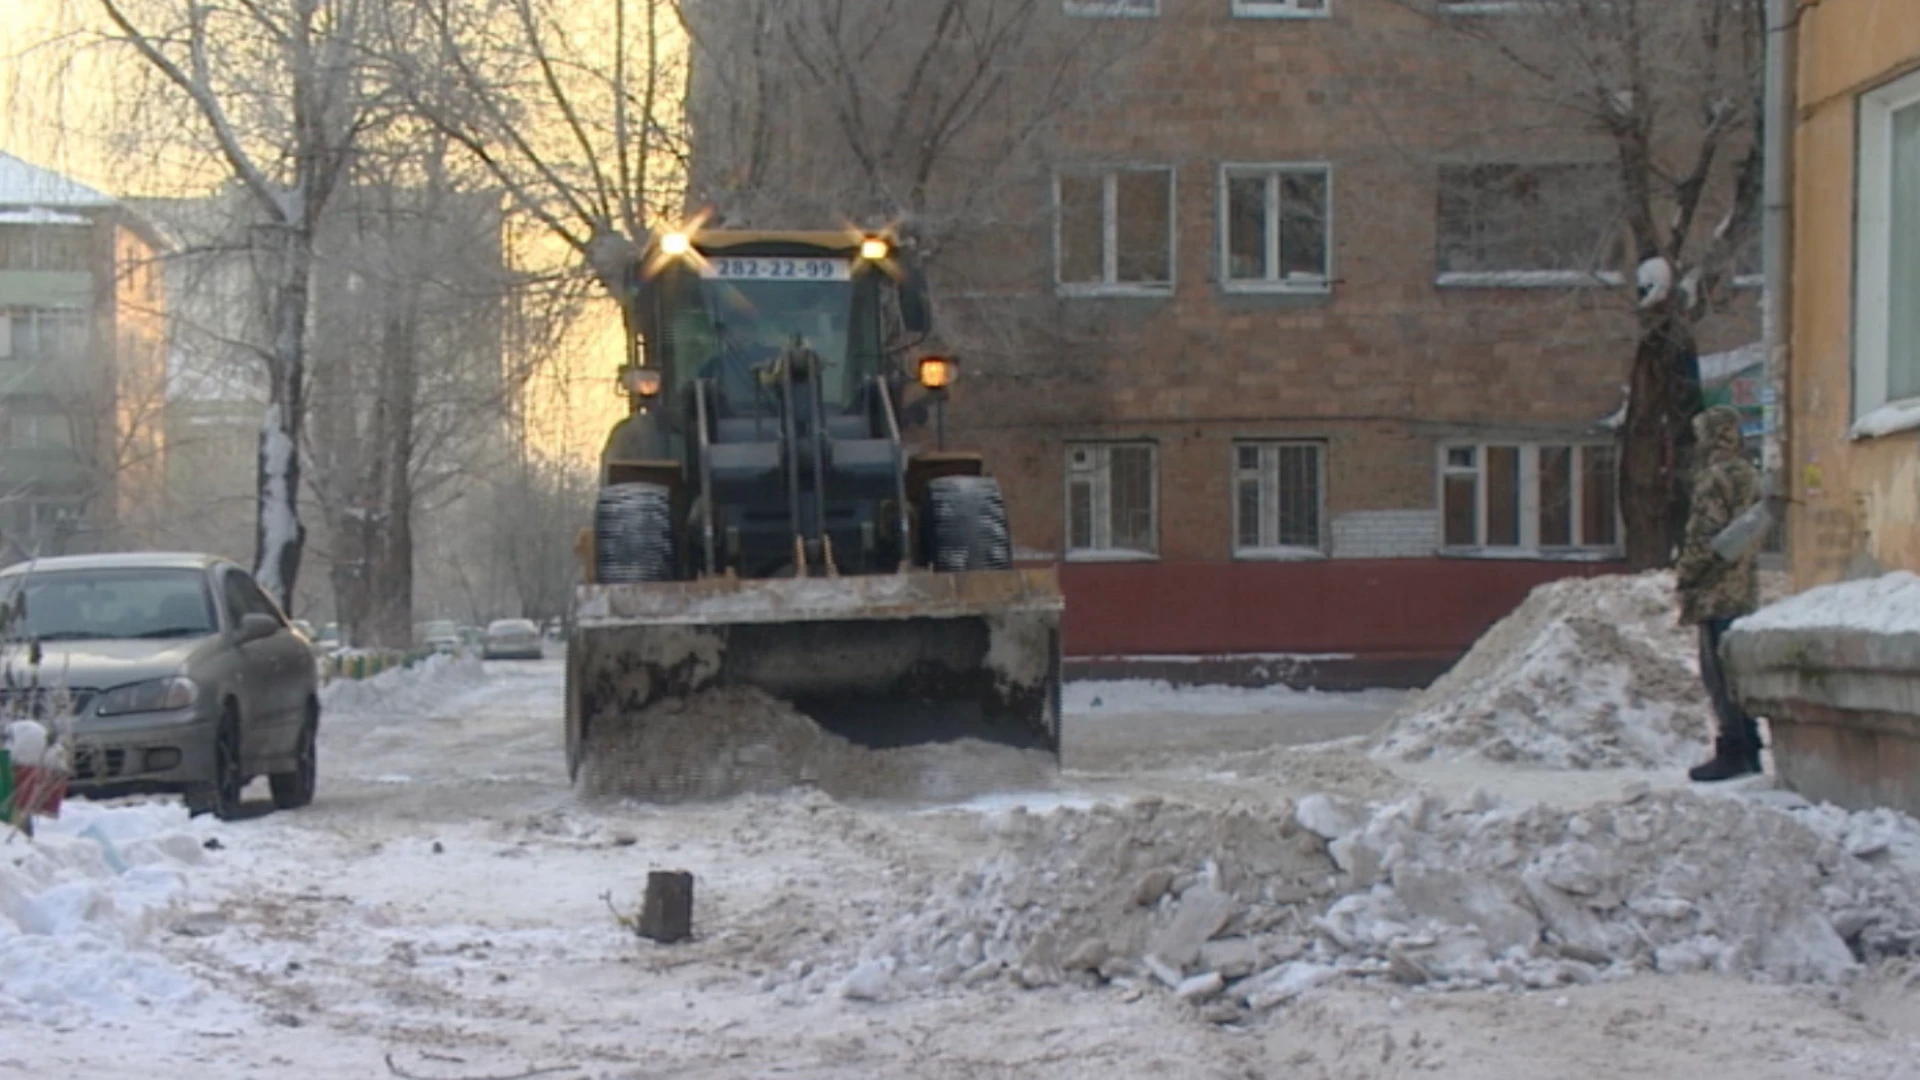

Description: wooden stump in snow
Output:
[639,870,694,943]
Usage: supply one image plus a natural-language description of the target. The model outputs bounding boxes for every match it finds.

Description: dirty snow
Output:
[8,646,1920,1078]
[1373,572,1713,769]
[1068,679,1402,717]
[581,686,1057,803]
[318,649,485,714]
[1736,570,1920,636]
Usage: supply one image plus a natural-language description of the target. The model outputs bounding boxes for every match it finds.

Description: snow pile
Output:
[1373,572,1712,769]
[320,650,486,715]
[785,788,1920,1016]
[0,801,214,1025]
[1736,571,1920,635]
[581,687,1056,803]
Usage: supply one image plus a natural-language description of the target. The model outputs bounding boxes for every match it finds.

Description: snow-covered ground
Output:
[6,652,1920,1079]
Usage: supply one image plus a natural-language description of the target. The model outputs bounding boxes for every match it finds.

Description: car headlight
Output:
[96,677,199,716]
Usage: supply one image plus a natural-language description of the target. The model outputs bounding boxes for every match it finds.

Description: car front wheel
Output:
[187,706,244,821]
[270,702,318,811]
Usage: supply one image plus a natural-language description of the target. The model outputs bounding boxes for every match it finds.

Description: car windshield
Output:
[488,620,535,634]
[658,262,884,416]
[0,567,217,642]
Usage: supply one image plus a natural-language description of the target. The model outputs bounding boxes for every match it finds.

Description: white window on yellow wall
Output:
[1439,442,1619,554]
[1853,67,1920,436]
[1065,442,1157,559]
[1233,441,1325,557]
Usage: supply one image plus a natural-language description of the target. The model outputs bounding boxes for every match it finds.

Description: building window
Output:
[8,411,73,450]
[1440,442,1618,552]
[1221,164,1331,292]
[1435,163,1624,288]
[1232,0,1328,16]
[1064,0,1158,16]
[1234,441,1324,557]
[0,224,93,272]
[1853,68,1920,433]
[1066,443,1157,558]
[1056,168,1175,295]
[2,308,91,363]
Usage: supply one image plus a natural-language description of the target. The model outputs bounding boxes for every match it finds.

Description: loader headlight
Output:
[859,237,890,261]
[659,231,692,258]
[916,355,957,390]
[96,676,198,716]
[621,365,663,398]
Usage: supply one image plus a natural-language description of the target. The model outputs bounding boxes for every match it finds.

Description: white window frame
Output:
[1852,67,1920,438]
[1232,440,1327,560]
[1218,163,1333,293]
[1053,167,1177,297]
[1065,442,1159,560]
[0,313,11,360]
[1063,0,1158,17]
[1436,442,1621,557]
[1231,0,1330,18]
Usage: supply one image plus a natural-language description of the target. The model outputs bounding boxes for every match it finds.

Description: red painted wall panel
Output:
[1051,559,1624,658]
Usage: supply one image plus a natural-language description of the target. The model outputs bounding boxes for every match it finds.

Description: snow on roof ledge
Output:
[0,150,115,209]
[1698,341,1765,386]
[1735,571,1920,635]
[0,207,91,226]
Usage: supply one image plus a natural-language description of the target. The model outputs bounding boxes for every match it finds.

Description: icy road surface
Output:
[7,655,1920,1079]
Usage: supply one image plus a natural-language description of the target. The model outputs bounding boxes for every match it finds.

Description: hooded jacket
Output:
[1674,405,1761,624]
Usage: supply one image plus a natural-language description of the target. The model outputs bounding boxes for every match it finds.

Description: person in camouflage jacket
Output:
[1674,405,1763,782]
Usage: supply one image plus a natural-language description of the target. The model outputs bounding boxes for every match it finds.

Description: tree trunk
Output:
[1619,306,1704,569]
[368,307,418,649]
[256,225,313,611]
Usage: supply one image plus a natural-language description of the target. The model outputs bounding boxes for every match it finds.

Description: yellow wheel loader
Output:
[567,228,1064,793]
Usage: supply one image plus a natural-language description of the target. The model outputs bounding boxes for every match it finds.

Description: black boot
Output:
[1688,735,1762,783]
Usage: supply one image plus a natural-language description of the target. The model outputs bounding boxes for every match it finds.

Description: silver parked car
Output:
[482,618,544,660]
[0,552,320,820]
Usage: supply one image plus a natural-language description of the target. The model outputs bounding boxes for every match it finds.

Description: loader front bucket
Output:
[565,568,1065,789]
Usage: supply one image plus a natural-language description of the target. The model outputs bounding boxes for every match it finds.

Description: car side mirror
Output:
[238,613,279,643]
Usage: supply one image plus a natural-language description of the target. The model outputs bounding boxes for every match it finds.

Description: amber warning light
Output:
[622,366,663,398]
[916,356,956,390]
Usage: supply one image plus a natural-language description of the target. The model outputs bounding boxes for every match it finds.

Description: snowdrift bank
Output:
[1,801,214,1024]
[1736,570,1920,635]
[1374,572,1711,769]
[778,788,1920,1017]
[582,688,1056,803]
[320,651,486,715]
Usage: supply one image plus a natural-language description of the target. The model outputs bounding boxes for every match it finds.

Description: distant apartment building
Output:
[0,151,167,564]
[691,0,1759,683]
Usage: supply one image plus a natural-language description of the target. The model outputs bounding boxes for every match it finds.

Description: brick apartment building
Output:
[683,0,1757,683]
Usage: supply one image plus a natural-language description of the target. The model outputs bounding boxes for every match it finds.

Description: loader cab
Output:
[627,230,928,425]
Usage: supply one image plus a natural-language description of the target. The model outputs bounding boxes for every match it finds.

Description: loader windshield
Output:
[656,259,884,417]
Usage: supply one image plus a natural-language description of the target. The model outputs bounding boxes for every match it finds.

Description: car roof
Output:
[0,551,230,577]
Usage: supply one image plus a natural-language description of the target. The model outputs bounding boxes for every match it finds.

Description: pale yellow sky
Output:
[0,0,644,463]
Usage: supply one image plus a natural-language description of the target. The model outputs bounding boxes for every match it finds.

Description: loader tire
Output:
[926,475,1013,571]
[594,482,677,583]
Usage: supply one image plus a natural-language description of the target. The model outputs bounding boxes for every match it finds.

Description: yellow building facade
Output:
[1790,0,1920,585]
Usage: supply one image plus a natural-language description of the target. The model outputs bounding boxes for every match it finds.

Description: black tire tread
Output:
[594,482,677,583]
[926,475,1013,572]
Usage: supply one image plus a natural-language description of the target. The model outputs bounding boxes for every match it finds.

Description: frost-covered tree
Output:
[91,0,385,607]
